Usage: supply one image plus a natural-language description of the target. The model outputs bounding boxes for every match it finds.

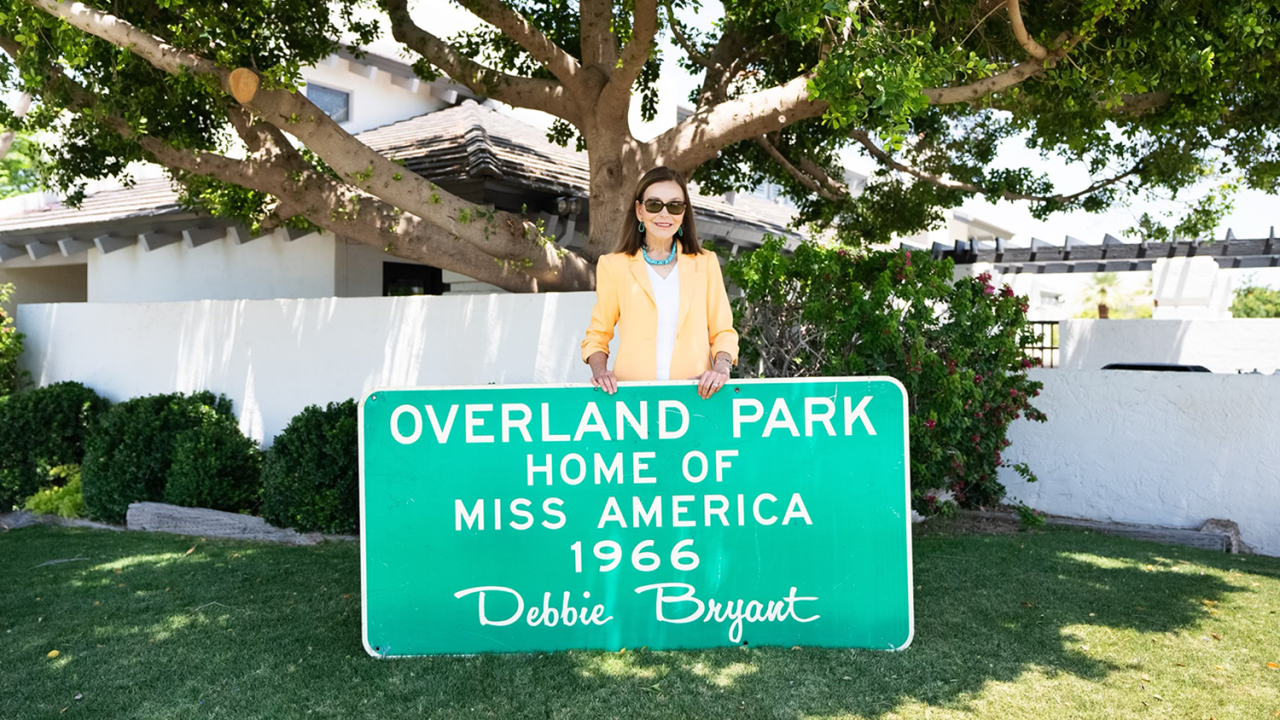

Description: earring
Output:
[676,226,684,238]
[638,222,646,234]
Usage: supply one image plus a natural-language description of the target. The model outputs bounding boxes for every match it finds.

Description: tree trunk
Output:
[583,133,641,261]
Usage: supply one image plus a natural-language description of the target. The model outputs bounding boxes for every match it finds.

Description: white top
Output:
[646,262,680,380]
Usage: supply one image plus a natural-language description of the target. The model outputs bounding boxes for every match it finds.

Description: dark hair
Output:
[616,166,704,256]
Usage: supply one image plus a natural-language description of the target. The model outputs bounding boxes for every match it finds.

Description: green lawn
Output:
[3,524,1278,719]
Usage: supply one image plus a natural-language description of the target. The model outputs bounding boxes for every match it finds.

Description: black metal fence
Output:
[1024,321,1059,368]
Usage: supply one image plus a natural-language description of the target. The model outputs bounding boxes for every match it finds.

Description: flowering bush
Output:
[725,238,1046,514]
[0,283,27,397]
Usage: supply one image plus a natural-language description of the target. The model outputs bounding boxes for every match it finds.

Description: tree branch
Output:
[613,0,658,90]
[926,25,1083,105]
[923,58,1047,104]
[795,155,849,197]
[1005,0,1048,60]
[0,92,31,159]
[651,74,828,172]
[696,26,749,107]
[10,8,593,291]
[850,128,1143,205]
[598,0,658,121]
[755,136,844,202]
[453,0,582,89]
[663,1,708,67]
[385,0,580,124]
[579,0,618,71]
[1109,90,1172,116]
[2,33,546,290]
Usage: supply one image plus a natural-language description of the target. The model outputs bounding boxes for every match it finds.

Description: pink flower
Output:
[984,285,995,295]
[974,374,983,384]
[1001,285,1014,297]
[1032,389,1040,397]
[977,272,992,284]
[1010,388,1019,397]
[924,419,936,429]
[1022,358,1032,369]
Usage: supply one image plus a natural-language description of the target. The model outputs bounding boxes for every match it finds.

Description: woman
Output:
[581,166,739,399]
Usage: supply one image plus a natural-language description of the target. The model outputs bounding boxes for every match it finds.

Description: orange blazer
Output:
[581,250,740,381]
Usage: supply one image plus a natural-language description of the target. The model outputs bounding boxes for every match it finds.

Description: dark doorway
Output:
[383,262,447,297]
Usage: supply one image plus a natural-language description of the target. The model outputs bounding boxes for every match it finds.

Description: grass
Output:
[2,524,1279,720]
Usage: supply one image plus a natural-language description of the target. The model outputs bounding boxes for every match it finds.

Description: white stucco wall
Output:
[88,230,340,303]
[335,239,393,298]
[1061,319,1280,374]
[1000,369,1280,556]
[17,293,606,444]
[17,296,1277,555]
[0,264,87,315]
[302,58,443,134]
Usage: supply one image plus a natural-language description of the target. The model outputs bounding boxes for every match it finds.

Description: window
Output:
[384,262,447,297]
[306,84,350,123]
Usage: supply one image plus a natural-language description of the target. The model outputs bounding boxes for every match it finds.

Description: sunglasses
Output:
[641,199,687,215]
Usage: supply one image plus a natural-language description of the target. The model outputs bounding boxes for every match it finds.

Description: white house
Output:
[0,47,803,313]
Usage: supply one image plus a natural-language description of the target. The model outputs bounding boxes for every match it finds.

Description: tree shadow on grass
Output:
[1,525,1268,720]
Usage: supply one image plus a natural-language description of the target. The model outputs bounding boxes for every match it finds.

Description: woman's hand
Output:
[587,352,618,394]
[693,360,732,399]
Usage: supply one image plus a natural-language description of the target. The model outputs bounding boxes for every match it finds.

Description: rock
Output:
[1,510,121,532]
[0,510,39,531]
[1200,518,1251,554]
[126,502,324,545]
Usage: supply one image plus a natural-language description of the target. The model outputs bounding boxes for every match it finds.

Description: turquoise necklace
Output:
[642,244,677,266]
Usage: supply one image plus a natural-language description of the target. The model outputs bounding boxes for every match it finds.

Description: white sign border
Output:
[358,376,914,658]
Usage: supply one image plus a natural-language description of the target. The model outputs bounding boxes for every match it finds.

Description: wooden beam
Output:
[226,226,261,245]
[183,226,225,248]
[25,241,59,260]
[431,86,459,104]
[391,74,420,93]
[0,244,26,262]
[139,231,182,252]
[282,226,313,242]
[57,238,93,257]
[94,234,136,254]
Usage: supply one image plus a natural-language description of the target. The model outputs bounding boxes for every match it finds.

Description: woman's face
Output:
[635,180,686,243]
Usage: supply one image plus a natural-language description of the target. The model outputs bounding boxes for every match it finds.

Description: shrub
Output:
[165,417,263,513]
[81,391,234,523]
[726,238,1046,515]
[23,465,84,518]
[262,399,359,534]
[0,381,110,511]
[0,282,27,397]
[1230,283,1280,318]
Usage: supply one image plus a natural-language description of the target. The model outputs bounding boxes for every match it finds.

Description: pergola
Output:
[908,230,1280,274]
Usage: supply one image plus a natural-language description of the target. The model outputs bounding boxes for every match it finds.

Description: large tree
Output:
[1,1,1278,291]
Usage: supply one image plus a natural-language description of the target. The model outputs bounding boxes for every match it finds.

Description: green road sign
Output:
[359,377,913,657]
